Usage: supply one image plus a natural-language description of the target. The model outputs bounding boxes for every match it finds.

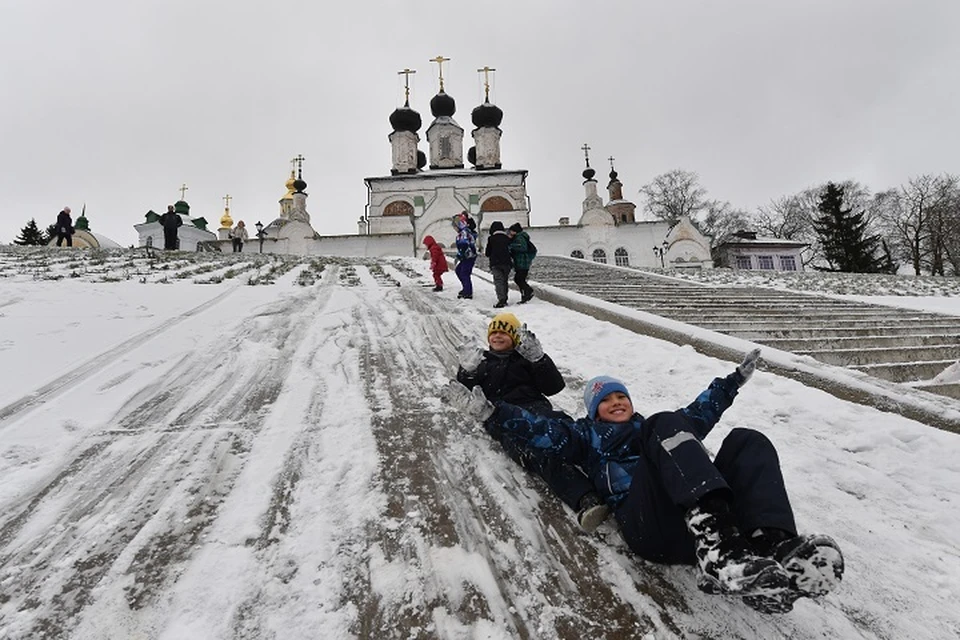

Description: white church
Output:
[135,62,713,269]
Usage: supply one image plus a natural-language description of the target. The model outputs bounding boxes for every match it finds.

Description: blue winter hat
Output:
[583,376,631,419]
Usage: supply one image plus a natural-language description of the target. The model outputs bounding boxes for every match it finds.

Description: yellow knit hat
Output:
[488,312,521,345]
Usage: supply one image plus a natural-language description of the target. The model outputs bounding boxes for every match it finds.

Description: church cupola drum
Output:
[426,55,464,169]
[470,65,503,170]
[390,68,424,175]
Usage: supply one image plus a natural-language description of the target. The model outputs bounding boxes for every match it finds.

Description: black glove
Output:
[440,380,495,421]
[735,348,761,386]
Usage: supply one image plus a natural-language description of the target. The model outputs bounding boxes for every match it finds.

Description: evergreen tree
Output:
[13,218,47,246]
[45,224,57,244]
[812,183,884,272]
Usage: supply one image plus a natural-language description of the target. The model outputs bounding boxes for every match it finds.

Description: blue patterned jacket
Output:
[488,372,742,509]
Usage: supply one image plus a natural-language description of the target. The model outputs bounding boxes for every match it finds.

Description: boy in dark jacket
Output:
[456,312,609,531]
[441,349,844,614]
[423,235,448,291]
[508,223,536,303]
[484,221,513,308]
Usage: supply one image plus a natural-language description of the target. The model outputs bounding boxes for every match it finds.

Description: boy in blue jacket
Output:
[441,349,844,614]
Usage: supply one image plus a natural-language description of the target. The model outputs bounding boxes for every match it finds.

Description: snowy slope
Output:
[0,254,958,639]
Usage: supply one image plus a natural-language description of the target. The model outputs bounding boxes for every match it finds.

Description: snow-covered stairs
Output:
[527,257,960,400]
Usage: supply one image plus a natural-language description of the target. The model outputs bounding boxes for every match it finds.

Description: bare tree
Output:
[638,169,709,225]
[875,174,958,275]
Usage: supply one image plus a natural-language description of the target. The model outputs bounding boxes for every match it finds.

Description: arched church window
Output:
[480,196,513,212]
[614,247,629,266]
[383,201,414,217]
[571,250,584,259]
[592,248,607,264]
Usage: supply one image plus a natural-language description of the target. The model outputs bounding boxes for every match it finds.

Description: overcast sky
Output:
[2,0,959,246]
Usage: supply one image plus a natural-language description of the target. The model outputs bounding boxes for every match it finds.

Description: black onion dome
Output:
[294,177,307,193]
[609,169,618,181]
[471,101,503,128]
[430,90,456,117]
[467,146,477,166]
[416,150,427,169]
[389,105,422,132]
[582,167,596,180]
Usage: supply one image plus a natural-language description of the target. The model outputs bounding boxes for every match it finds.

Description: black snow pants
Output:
[616,411,797,565]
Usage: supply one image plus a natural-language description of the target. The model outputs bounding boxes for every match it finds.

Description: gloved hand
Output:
[440,380,495,421]
[515,324,544,362]
[456,341,485,374]
[735,348,762,386]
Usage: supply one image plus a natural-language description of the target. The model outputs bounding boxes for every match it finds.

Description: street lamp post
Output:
[653,242,668,268]
[255,221,265,253]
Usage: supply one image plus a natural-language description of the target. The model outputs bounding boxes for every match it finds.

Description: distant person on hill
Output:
[159,205,183,251]
[485,221,513,308]
[423,235,448,292]
[441,348,844,615]
[230,220,248,253]
[55,207,74,247]
[508,223,537,303]
[453,212,478,299]
[455,312,609,531]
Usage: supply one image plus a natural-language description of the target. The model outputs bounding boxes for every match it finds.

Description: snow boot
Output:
[742,533,844,613]
[433,285,443,292]
[519,290,535,304]
[685,497,790,597]
[493,300,507,308]
[576,493,610,533]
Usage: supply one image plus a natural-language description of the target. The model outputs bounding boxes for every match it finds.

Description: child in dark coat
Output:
[441,349,844,614]
[456,312,609,530]
[484,221,514,308]
[423,235,448,292]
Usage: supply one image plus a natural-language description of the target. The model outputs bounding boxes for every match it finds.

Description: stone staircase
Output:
[527,257,960,400]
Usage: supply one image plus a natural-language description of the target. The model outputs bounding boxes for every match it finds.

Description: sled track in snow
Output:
[0,286,240,430]
[0,272,341,639]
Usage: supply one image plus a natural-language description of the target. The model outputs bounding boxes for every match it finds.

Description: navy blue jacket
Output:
[487,372,742,509]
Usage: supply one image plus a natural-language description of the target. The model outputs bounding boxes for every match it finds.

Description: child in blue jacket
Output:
[441,349,844,614]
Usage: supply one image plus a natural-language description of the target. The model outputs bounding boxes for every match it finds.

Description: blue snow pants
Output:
[616,411,797,565]
[455,258,476,297]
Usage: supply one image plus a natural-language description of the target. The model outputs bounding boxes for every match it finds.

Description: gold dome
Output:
[220,207,234,228]
[281,170,296,201]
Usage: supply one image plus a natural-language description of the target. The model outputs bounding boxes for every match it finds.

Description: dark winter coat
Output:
[485,228,513,268]
[56,210,74,237]
[423,235,449,275]
[457,349,565,415]
[486,372,742,509]
[159,211,183,231]
[509,230,537,270]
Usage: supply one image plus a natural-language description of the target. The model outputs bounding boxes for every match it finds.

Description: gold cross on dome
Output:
[430,55,450,91]
[179,183,188,200]
[477,65,496,101]
[398,68,416,103]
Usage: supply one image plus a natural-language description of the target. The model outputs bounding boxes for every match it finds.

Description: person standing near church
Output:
[485,221,513,308]
[508,223,537,303]
[453,212,478,299]
[55,206,74,247]
[159,205,183,251]
[230,220,248,253]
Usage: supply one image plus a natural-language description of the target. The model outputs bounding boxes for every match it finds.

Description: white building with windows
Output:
[714,231,807,271]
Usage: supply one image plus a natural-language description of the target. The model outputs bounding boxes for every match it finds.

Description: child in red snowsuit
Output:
[423,235,449,291]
